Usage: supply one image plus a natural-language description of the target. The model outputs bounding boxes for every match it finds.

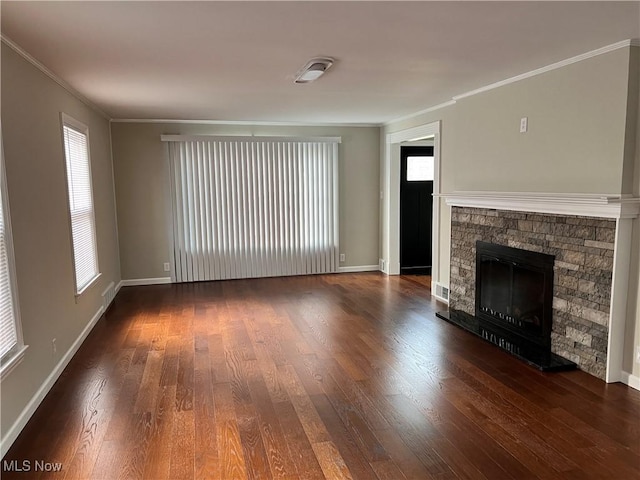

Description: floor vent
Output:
[102,282,116,311]
[434,283,449,302]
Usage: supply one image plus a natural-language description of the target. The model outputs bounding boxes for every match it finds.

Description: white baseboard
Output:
[621,371,640,391]
[433,293,450,305]
[115,279,124,294]
[338,265,380,273]
[119,277,172,287]
[379,258,387,274]
[1,306,105,458]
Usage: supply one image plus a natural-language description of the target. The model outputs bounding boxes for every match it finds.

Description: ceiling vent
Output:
[294,57,334,84]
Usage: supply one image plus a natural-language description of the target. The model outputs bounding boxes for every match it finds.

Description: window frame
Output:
[60,113,101,296]
[0,130,28,381]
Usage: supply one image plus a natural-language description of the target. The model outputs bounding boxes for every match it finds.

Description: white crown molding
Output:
[453,39,635,102]
[111,118,380,128]
[386,39,636,128]
[439,192,640,219]
[1,35,111,120]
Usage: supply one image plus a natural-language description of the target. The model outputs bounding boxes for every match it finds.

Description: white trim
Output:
[384,100,456,126]
[108,124,122,280]
[160,134,342,143]
[0,131,26,379]
[115,280,124,294]
[383,121,442,280]
[387,123,438,145]
[0,344,28,382]
[60,113,102,296]
[338,265,380,273]
[0,306,104,458]
[439,192,640,219]
[75,272,102,298]
[1,35,110,120]
[452,40,636,102]
[606,218,633,383]
[112,118,378,128]
[620,371,640,391]
[433,293,449,305]
[120,277,172,287]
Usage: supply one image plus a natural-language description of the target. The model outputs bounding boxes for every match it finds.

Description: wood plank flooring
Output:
[3,273,639,479]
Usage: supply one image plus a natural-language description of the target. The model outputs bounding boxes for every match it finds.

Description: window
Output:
[0,134,26,380]
[61,114,99,294]
[165,136,340,282]
[406,155,434,182]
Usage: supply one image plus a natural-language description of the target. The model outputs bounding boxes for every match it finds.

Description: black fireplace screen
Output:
[475,242,554,347]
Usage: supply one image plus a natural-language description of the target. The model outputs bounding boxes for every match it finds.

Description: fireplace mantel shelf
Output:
[437,192,640,219]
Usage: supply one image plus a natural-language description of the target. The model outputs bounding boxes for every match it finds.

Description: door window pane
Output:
[406,156,434,181]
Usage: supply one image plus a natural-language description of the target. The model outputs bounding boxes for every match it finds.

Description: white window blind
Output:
[0,133,26,378]
[62,115,99,293]
[0,171,18,360]
[166,137,340,282]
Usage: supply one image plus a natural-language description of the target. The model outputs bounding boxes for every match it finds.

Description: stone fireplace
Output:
[440,192,640,382]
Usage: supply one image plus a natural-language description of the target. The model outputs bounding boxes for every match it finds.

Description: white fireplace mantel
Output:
[437,192,640,219]
[440,190,639,386]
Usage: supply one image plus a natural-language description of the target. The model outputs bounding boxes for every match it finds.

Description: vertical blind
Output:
[62,122,99,292]
[167,137,340,282]
[0,173,18,360]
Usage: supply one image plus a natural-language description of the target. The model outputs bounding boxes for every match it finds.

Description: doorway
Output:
[400,146,434,275]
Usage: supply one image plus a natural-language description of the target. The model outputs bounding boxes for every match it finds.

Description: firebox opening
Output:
[475,241,554,349]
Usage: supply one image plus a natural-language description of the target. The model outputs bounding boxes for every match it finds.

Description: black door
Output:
[400,146,433,275]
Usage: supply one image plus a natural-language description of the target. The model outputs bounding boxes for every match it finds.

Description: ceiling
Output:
[1,1,639,124]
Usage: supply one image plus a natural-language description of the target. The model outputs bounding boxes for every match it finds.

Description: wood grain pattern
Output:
[3,273,639,479]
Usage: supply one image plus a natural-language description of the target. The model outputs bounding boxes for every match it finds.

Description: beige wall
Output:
[384,46,639,379]
[452,47,630,194]
[1,44,121,441]
[111,122,380,280]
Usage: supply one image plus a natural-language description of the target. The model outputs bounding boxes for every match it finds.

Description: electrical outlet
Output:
[635,346,640,364]
[339,253,345,262]
[163,262,170,272]
[519,117,528,133]
[52,338,57,355]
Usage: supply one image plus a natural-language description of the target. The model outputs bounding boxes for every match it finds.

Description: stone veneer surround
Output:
[450,206,615,379]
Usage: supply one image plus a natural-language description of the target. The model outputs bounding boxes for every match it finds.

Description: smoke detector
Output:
[294,57,334,84]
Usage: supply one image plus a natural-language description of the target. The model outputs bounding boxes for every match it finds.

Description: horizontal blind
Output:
[0,179,17,360]
[169,139,339,282]
[63,124,99,292]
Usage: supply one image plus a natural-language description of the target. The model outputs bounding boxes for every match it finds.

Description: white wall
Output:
[0,43,121,450]
[111,122,380,280]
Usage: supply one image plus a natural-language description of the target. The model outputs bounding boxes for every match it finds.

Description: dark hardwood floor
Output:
[3,273,639,479]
